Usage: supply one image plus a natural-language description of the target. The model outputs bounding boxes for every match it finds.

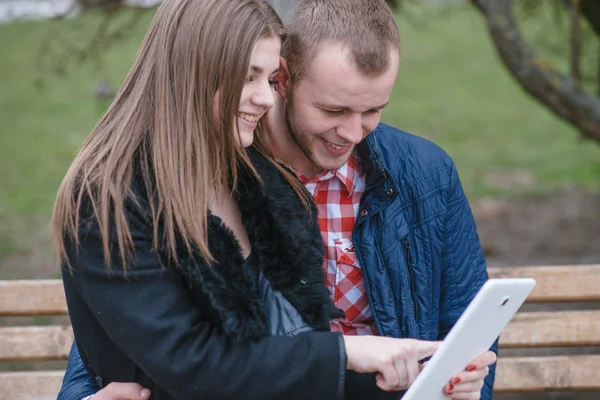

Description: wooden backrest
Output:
[488,265,600,303]
[488,265,600,393]
[1,265,599,397]
[0,280,70,400]
[0,280,68,316]
[0,280,72,362]
[489,265,600,348]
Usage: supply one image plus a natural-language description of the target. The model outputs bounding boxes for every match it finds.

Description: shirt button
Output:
[386,188,394,196]
[360,209,369,217]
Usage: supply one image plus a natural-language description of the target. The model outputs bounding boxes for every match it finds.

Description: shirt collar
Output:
[295,151,363,196]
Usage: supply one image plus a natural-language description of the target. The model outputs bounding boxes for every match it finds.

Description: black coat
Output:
[62,149,398,400]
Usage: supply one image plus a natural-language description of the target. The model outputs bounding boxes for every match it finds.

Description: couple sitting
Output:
[54,0,496,399]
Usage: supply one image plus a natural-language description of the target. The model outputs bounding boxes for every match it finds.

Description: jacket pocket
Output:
[333,238,376,333]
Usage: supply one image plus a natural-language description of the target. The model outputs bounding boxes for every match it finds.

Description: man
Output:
[59,0,496,399]
[269,2,496,398]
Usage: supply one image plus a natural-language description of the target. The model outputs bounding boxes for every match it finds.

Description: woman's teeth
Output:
[239,113,260,122]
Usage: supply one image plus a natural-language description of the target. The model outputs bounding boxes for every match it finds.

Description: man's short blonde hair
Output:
[282,0,400,83]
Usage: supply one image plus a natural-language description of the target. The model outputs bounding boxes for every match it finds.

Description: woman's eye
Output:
[247,76,255,83]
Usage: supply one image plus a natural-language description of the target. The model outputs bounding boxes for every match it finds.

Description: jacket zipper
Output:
[354,174,386,335]
[403,237,419,321]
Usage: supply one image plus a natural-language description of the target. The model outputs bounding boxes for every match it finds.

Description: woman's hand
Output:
[443,350,497,399]
[343,335,441,392]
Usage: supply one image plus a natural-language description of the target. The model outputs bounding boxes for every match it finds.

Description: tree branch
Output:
[34,4,149,87]
[580,0,600,37]
[470,0,600,143]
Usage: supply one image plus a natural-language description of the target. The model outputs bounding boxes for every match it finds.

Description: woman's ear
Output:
[275,57,291,98]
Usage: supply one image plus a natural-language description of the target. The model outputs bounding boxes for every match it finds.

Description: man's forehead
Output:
[307,43,353,76]
[298,44,397,111]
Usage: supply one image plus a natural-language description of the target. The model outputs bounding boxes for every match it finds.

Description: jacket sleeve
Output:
[64,195,345,400]
[438,161,497,400]
[344,371,403,400]
[57,341,98,400]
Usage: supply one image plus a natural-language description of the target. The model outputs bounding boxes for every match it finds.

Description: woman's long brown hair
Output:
[52,0,311,269]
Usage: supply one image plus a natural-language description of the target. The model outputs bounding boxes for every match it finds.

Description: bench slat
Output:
[500,310,600,348]
[1,356,598,397]
[488,265,600,302]
[0,326,73,362]
[0,280,67,316]
[495,355,600,392]
[1,266,598,315]
[0,371,64,400]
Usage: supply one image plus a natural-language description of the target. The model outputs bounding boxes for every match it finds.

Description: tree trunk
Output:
[470,0,600,143]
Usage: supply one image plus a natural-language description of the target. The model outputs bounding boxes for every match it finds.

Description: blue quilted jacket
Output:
[58,123,496,400]
[352,124,496,398]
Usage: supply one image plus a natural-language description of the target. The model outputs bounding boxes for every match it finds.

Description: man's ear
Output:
[275,57,291,98]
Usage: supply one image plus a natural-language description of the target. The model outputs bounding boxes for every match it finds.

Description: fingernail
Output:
[140,388,150,398]
[448,383,454,391]
[467,364,477,372]
[453,377,461,384]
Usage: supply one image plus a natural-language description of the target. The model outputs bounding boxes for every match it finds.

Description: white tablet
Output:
[402,278,536,400]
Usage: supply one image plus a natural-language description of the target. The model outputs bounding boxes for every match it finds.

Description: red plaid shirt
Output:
[296,152,378,336]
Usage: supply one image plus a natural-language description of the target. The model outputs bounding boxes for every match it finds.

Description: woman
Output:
[54,0,439,399]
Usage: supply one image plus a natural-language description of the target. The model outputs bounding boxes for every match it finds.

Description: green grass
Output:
[386,3,600,197]
[0,10,155,262]
[1,3,599,267]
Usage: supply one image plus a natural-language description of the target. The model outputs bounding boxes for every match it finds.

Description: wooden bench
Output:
[1,265,599,399]
[489,265,600,394]
[0,280,71,400]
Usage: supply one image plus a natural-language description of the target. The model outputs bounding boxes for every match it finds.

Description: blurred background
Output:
[0,0,598,397]
[1,0,599,281]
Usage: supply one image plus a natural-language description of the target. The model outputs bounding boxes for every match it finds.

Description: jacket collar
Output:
[179,148,343,343]
[355,127,401,224]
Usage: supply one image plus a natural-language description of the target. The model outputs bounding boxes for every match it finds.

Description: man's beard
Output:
[284,93,322,169]
[284,92,355,173]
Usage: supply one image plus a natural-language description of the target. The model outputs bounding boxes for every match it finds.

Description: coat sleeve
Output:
[438,161,497,400]
[344,371,405,400]
[64,195,345,400]
[57,341,98,400]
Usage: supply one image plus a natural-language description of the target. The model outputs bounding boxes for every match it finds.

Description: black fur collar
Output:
[179,148,344,343]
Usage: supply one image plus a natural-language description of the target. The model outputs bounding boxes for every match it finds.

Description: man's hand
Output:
[443,351,497,399]
[90,382,151,400]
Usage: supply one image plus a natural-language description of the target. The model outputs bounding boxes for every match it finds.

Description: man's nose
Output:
[337,112,364,145]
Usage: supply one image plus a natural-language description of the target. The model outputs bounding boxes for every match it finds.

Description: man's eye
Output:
[269,79,279,86]
[325,109,344,115]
